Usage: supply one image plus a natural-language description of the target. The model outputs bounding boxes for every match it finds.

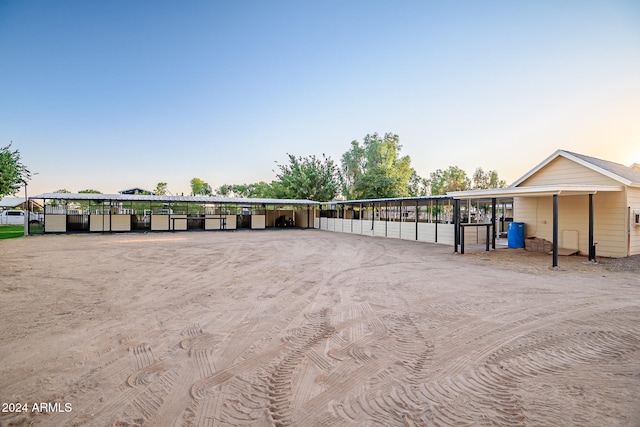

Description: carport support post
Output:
[553,194,559,268]
[491,198,496,249]
[434,199,438,243]
[399,200,403,237]
[588,193,594,261]
[415,200,419,241]
[453,199,459,253]
[385,202,388,237]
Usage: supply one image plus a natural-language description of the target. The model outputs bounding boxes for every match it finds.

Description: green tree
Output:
[78,189,102,194]
[275,154,340,201]
[190,178,212,196]
[154,182,168,196]
[408,171,429,197]
[0,143,30,197]
[217,181,277,198]
[472,167,507,189]
[340,133,415,199]
[54,189,70,193]
[428,166,471,195]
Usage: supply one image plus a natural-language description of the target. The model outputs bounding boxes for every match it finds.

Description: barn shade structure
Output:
[316,196,456,245]
[26,150,640,269]
[28,193,319,233]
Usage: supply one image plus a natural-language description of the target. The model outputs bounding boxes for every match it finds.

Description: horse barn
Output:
[315,196,457,245]
[315,150,640,267]
[26,150,640,267]
[27,193,319,233]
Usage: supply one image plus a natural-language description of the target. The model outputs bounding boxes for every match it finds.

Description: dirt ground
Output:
[1,230,639,427]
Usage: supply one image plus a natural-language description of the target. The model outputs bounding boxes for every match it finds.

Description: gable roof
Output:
[119,187,154,195]
[510,149,640,188]
[0,197,25,208]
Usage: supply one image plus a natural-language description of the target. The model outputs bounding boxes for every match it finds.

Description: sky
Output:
[1,0,639,197]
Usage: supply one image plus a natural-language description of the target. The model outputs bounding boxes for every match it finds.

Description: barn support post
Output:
[588,193,594,261]
[385,202,388,237]
[553,194,559,268]
[399,200,403,238]
[453,199,459,253]
[434,199,439,243]
[491,197,497,249]
[486,224,490,251]
[415,200,419,241]
[371,203,375,232]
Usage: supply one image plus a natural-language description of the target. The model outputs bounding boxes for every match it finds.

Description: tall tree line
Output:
[211,132,507,202]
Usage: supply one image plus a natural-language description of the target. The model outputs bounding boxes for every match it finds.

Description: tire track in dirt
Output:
[409,301,640,425]
[328,301,436,425]
[190,342,291,399]
[265,308,335,426]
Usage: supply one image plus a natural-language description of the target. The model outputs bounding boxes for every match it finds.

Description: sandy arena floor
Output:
[1,229,639,426]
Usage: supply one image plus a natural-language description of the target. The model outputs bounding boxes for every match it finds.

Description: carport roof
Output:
[447,184,623,200]
[325,195,453,205]
[30,193,320,205]
[0,196,27,207]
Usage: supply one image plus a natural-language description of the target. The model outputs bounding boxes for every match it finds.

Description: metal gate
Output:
[131,215,151,231]
[187,215,205,230]
[66,214,89,232]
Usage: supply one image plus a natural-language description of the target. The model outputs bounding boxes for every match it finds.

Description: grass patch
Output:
[0,225,25,240]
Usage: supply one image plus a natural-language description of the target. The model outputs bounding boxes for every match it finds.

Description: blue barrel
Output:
[508,222,525,248]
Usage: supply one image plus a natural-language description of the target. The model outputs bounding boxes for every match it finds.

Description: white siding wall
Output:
[45,215,66,233]
[386,222,400,239]
[316,216,456,246]
[361,220,374,237]
[401,221,416,240]
[628,187,640,256]
[111,215,131,231]
[514,193,627,258]
[251,215,266,229]
[374,221,386,236]
[462,226,488,245]
[205,216,224,230]
[520,157,622,186]
[417,223,436,243]
[90,215,110,232]
[170,215,188,231]
[151,215,169,231]
[437,224,455,245]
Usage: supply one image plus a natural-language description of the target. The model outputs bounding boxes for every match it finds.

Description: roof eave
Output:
[510,149,633,188]
[29,193,321,205]
[448,184,623,199]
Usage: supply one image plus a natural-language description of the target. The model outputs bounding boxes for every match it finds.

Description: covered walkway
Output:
[28,193,319,234]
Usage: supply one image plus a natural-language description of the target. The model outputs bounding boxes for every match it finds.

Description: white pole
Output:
[24,181,28,236]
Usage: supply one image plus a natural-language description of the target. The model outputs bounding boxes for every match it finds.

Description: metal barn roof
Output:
[30,193,320,205]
